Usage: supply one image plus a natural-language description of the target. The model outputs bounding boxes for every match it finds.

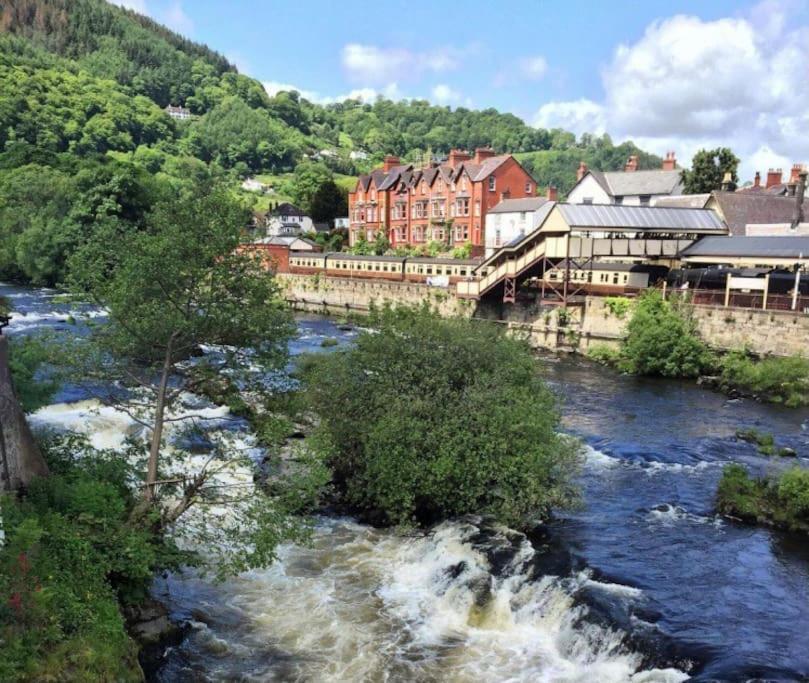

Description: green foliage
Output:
[717,463,809,534]
[451,241,473,260]
[719,350,809,408]
[681,147,740,194]
[284,161,333,211]
[735,428,775,456]
[604,296,632,319]
[305,305,582,527]
[620,290,711,378]
[7,337,58,412]
[586,344,622,366]
[320,337,339,348]
[309,180,348,225]
[0,435,185,682]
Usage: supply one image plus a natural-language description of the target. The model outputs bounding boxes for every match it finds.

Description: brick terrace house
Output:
[348,149,537,254]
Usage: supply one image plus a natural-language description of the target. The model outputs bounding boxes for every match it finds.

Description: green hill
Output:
[0,0,660,285]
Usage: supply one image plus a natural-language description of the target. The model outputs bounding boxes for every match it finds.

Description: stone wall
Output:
[280,273,809,358]
[279,273,475,318]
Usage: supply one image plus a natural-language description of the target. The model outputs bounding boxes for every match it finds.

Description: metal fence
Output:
[667,288,809,313]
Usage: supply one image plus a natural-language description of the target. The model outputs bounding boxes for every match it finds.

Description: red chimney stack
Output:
[576,161,588,182]
[546,186,558,201]
[624,155,639,172]
[789,163,805,184]
[474,147,496,163]
[382,155,400,172]
[448,149,472,168]
[661,151,677,171]
[766,168,783,189]
[753,171,761,188]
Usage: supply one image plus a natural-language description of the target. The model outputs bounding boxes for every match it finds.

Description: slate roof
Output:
[708,192,809,235]
[488,197,549,214]
[681,236,809,259]
[586,169,684,197]
[654,194,711,209]
[557,203,726,232]
[271,202,306,217]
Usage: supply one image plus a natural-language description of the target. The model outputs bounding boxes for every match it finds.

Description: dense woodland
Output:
[0,0,660,285]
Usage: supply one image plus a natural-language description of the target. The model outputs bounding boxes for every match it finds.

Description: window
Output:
[456,198,470,216]
[639,195,651,206]
[525,182,532,194]
[475,200,481,216]
[488,176,496,191]
[438,180,444,192]
[421,182,426,195]
[371,189,376,200]
[461,177,467,191]
[612,273,620,285]
[520,212,526,223]
[495,228,501,246]
[614,196,624,205]
[432,200,445,218]
[583,197,593,205]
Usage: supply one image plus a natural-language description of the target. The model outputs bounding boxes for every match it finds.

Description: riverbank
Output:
[4,283,809,680]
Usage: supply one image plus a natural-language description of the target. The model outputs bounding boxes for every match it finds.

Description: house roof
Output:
[585,169,683,198]
[708,192,809,235]
[271,202,305,216]
[255,236,319,248]
[489,197,549,214]
[312,222,330,233]
[681,236,809,259]
[557,203,726,232]
[465,155,511,181]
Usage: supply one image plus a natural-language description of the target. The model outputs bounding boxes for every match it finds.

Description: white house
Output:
[164,105,192,120]
[567,153,683,206]
[266,202,314,236]
[241,177,268,193]
[484,197,553,257]
[334,217,350,230]
[349,150,369,161]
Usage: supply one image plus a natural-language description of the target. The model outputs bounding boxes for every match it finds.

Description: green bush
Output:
[620,290,711,378]
[8,336,59,413]
[735,428,775,455]
[604,296,632,319]
[320,337,339,348]
[0,435,186,682]
[719,350,809,407]
[305,305,582,527]
[586,343,621,366]
[717,463,809,533]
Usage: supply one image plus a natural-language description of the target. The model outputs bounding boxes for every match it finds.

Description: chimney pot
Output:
[576,160,589,182]
[546,185,558,201]
[753,171,761,188]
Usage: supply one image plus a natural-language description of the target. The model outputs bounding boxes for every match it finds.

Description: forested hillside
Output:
[0,0,660,285]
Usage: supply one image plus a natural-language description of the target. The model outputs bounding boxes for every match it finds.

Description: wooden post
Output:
[661,280,667,300]
[762,274,769,310]
[724,273,731,308]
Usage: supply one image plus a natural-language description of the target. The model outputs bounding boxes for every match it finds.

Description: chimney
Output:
[624,155,639,172]
[576,161,588,182]
[546,185,558,201]
[720,172,736,192]
[448,149,472,168]
[474,147,496,164]
[753,171,761,188]
[790,163,804,184]
[792,170,807,228]
[382,155,400,172]
[766,168,783,189]
[661,151,677,171]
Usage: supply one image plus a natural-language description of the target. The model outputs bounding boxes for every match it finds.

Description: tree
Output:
[310,180,348,226]
[304,305,582,527]
[620,290,711,378]
[287,161,333,213]
[65,182,310,574]
[681,147,740,194]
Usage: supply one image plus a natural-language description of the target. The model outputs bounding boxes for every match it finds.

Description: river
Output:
[3,281,808,682]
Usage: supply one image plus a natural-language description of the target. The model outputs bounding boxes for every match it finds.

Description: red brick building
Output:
[348,149,536,253]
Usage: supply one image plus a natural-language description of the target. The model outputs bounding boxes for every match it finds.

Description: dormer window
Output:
[421,183,426,195]
[525,182,532,194]
[461,177,467,191]
[488,176,496,192]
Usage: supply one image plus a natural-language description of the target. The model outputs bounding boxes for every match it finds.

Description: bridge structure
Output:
[456,203,728,306]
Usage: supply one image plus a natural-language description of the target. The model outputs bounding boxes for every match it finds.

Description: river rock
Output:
[778,447,797,457]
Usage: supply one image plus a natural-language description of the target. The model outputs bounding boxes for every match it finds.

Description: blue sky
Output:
[116,0,809,179]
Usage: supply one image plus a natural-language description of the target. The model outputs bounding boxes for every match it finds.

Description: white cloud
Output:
[263,81,323,102]
[161,1,193,34]
[533,2,809,180]
[520,56,548,80]
[431,84,462,105]
[341,43,472,85]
